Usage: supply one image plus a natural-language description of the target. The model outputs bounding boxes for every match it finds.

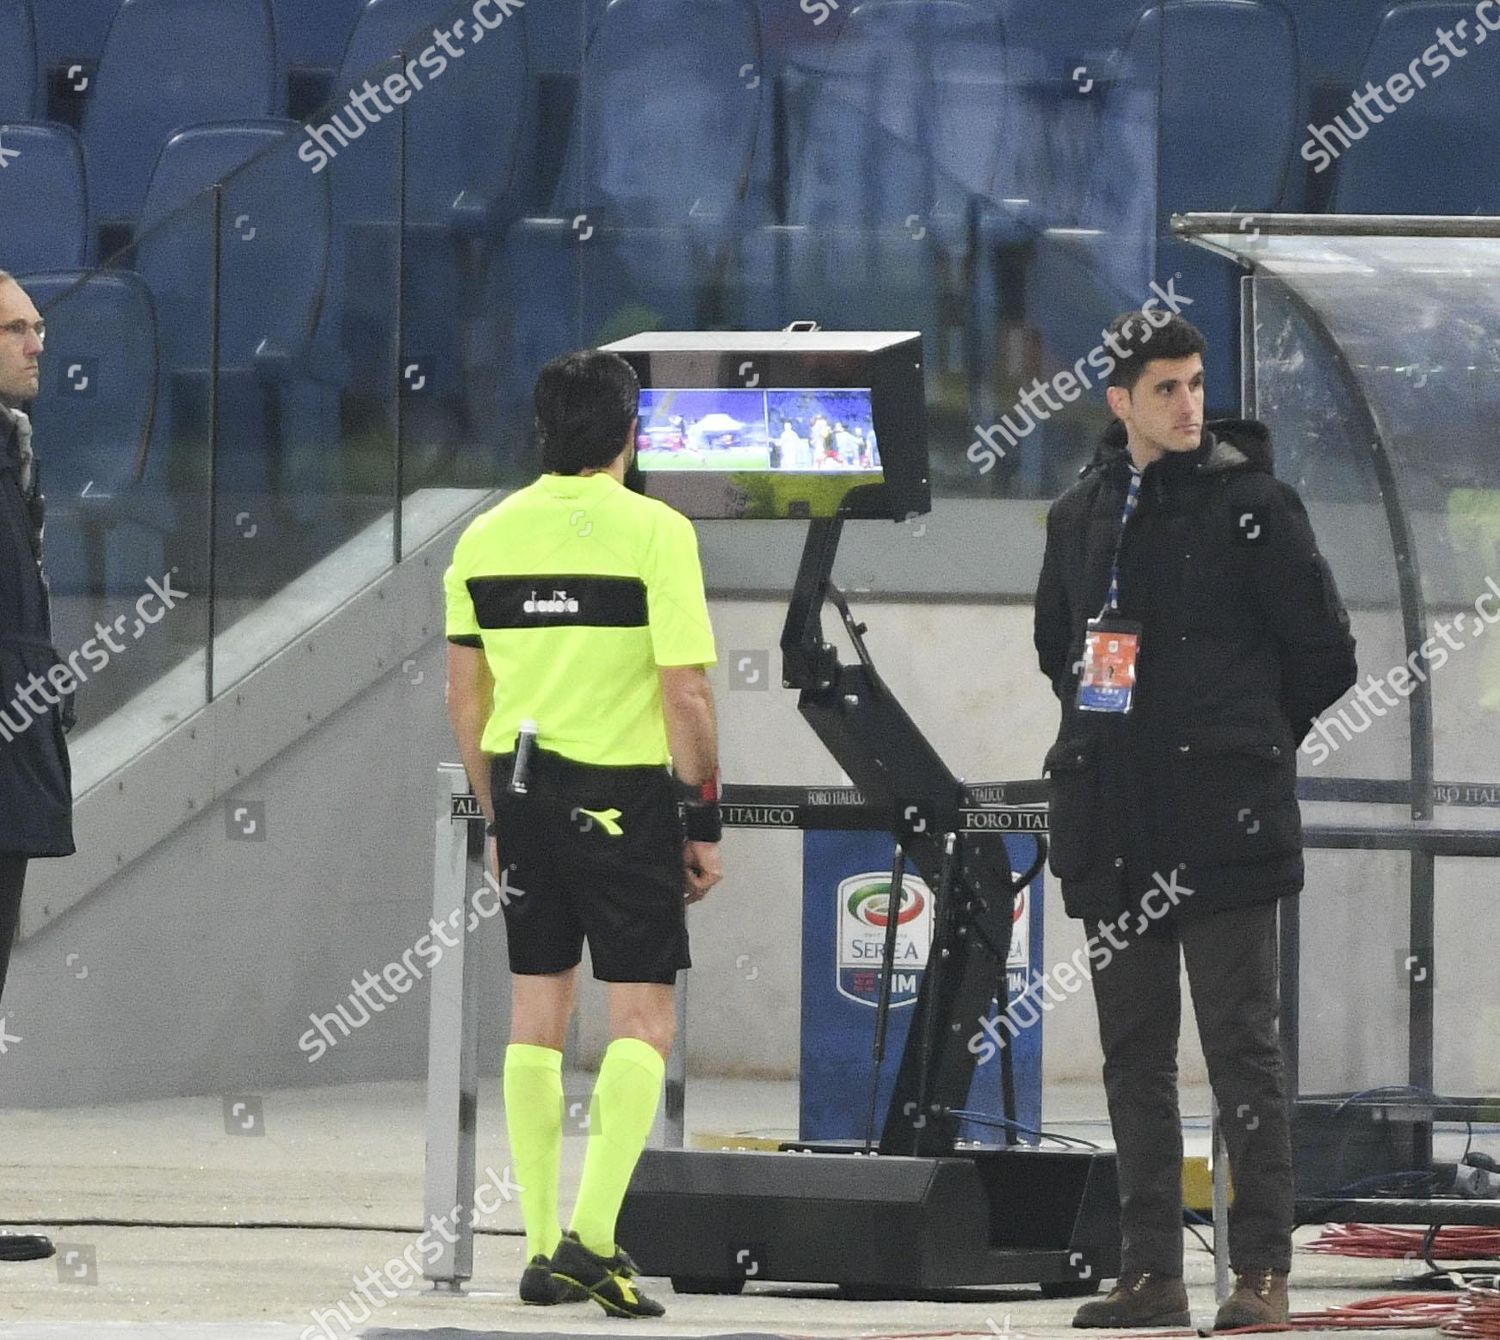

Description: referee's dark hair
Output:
[534,349,640,474]
[1105,311,1206,392]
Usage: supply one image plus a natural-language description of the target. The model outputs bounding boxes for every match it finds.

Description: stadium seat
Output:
[736,0,1012,481]
[27,0,117,126]
[20,270,163,596]
[0,0,39,119]
[1330,1,1500,214]
[553,0,762,229]
[478,0,762,462]
[994,0,1144,84]
[1154,0,1299,408]
[0,122,90,271]
[1283,0,1397,102]
[135,121,331,506]
[29,0,119,72]
[786,0,1010,234]
[1027,0,1299,429]
[81,0,279,229]
[332,0,529,237]
[310,0,530,477]
[273,0,362,73]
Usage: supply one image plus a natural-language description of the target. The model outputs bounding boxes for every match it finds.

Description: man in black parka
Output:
[1034,313,1356,1330]
[0,272,74,1263]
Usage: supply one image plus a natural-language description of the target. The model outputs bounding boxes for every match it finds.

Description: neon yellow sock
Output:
[503,1043,565,1260]
[569,1036,665,1257]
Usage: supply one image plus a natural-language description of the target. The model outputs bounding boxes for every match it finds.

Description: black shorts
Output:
[488,750,690,984]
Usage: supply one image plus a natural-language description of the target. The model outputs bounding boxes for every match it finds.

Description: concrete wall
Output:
[3,587,1493,1113]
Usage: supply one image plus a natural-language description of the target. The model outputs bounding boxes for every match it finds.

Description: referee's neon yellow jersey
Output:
[444,470,718,767]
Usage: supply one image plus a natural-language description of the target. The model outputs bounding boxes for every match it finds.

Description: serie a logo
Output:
[524,591,580,615]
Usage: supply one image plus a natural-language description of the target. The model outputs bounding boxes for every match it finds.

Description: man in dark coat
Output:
[0,271,74,1264]
[1033,313,1356,1330]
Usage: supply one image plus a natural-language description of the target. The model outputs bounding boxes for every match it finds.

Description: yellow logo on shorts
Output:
[577,807,624,837]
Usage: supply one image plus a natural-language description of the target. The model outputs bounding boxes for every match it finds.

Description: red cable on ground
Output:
[1442,1281,1500,1338]
[1288,1293,1459,1328]
[1307,1223,1500,1260]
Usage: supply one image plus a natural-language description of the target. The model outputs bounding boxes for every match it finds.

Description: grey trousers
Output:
[0,854,26,1003]
[1090,900,1294,1275]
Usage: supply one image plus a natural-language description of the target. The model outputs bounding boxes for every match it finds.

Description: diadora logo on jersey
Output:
[523,590,580,614]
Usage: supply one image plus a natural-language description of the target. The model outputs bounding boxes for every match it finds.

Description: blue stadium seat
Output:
[479,0,762,459]
[1284,0,1395,93]
[787,0,1011,234]
[1331,1,1500,214]
[1155,0,1299,409]
[20,270,162,596]
[994,0,1144,85]
[0,0,39,119]
[1027,0,1298,427]
[311,0,530,472]
[81,0,279,227]
[1153,1,1300,216]
[28,0,117,128]
[135,121,331,499]
[552,0,762,229]
[29,0,118,71]
[737,0,1011,477]
[0,122,90,271]
[331,0,529,235]
[137,122,326,369]
[272,0,362,71]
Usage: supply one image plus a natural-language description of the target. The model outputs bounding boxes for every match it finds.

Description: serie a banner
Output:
[800,829,1044,1143]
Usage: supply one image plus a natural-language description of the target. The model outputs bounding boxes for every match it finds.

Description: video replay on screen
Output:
[603,330,927,520]
[635,388,881,474]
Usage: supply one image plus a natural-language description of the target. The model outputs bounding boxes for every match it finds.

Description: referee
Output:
[444,350,721,1318]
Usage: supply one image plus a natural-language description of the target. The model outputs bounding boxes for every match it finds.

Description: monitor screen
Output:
[636,388,881,474]
[604,330,927,521]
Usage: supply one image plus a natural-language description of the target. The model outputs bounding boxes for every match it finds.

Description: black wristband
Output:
[683,803,722,842]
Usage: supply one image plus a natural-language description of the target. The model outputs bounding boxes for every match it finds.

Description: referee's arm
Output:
[661,665,716,787]
[663,664,722,901]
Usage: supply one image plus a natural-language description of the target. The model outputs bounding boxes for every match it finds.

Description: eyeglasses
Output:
[0,319,45,343]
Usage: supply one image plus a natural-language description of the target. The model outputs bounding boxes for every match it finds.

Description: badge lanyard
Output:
[1077,467,1144,714]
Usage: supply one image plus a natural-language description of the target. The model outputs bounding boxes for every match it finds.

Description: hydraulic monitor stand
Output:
[617,514,1122,1298]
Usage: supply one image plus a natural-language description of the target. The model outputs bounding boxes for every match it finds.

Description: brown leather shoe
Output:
[1213,1267,1289,1331]
[1073,1270,1191,1328]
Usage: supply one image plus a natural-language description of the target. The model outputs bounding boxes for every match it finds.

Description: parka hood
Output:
[1084,418,1276,478]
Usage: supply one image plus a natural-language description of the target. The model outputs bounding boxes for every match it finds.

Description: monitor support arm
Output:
[780,516,1043,1155]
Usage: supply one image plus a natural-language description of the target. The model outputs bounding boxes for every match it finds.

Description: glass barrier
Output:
[1184,217,1500,1198]
[206,77,402,693]
[29,196,217,778]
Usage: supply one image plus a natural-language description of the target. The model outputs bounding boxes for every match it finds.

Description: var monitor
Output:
[601,331,928,521]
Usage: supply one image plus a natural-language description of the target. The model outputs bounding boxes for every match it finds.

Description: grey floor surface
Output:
[0,1078,1470,1338]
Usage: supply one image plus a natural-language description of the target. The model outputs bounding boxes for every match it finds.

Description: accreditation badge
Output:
[1076,616,1142,714]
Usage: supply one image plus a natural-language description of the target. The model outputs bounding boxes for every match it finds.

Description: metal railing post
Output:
[423,763,483,1290]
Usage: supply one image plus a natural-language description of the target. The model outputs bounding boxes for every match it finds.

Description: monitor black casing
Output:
[602,330,929,522]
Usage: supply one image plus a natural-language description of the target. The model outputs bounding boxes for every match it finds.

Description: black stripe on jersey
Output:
[467,575,649,629]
